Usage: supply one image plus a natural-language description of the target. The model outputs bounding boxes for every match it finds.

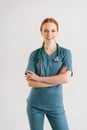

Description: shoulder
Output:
[29,48,41,60]
[60,46,71,55]
[30,48,41,56]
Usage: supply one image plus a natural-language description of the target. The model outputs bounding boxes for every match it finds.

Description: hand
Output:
[25,71,40,81]
[59,66,67,74]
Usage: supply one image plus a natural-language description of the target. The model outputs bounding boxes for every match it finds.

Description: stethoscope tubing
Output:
[39,44,60,76]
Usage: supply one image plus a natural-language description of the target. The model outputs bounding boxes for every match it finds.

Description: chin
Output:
[48,40,55,43]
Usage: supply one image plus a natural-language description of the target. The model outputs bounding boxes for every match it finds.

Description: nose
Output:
[47,31,52,36]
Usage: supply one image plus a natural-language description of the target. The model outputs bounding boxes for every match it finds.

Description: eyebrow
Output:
[44,29,56,31]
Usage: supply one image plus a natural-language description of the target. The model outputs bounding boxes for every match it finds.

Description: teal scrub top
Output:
[25,46,73,111]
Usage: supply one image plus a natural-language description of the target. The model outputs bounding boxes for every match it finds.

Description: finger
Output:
[60,66,67,74]
[25,75,31,79]
[25,76,29,80]
[62,66,67,70]
[28,71,33,74]
[26,77,31,81]
[65,65,67,68]
[27,73,31,76]
[25,75,30,78]
[25,75,28,79]
[63,65,67,68]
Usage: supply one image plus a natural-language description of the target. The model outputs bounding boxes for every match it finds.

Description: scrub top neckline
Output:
[42,47,57,57]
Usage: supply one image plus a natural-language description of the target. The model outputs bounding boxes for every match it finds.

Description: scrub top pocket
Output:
[49,58,63,75]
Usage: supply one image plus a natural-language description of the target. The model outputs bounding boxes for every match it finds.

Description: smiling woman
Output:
[25,18,73,130]
[40,18,59,51]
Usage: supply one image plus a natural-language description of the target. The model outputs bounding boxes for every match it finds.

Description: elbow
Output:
[64,76,71,83]
[64,72,71,83]
[27,80,32,87]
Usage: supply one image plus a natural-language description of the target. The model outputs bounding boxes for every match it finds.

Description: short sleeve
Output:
[62,49,73,76]
[25,52,36,75]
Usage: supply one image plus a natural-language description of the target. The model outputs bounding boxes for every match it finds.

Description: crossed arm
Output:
[25,66,72,88]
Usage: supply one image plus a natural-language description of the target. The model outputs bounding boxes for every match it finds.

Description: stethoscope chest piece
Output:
[53,56,59,62]
[35,44,60,75]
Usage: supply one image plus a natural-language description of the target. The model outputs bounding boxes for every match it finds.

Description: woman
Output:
[25,18,73,130]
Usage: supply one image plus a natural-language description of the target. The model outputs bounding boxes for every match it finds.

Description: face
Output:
[41,22,58,44]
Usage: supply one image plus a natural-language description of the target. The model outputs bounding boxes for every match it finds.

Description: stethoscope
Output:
[38,44,60,76]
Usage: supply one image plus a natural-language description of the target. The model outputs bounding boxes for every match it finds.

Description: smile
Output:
[46,37,54,40]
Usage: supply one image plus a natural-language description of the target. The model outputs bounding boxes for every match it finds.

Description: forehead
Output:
[42,22,57,30]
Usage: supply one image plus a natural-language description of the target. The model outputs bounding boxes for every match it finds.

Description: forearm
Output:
[25,68,71,87]
[27,80,57,88]
[39,71,71,84]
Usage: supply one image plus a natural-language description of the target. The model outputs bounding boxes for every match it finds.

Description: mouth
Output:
[46,37,54,40]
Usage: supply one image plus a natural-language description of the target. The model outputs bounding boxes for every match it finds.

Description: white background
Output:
[0,0,87,130]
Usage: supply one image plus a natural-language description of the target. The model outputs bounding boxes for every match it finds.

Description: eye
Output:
[44,29,48,32]
[52,29,56,32]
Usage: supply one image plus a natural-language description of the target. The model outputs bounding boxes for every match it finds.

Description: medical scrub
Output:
[25,45,73,130]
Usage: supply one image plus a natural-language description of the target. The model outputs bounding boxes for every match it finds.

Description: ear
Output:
[57,31,58,35]
[41,31,44,37]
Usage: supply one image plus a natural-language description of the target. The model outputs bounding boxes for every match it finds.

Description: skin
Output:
[41,22,58,55]
[25,22,71,88]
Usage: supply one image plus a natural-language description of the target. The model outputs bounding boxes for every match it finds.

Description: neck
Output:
[44,41,57,51]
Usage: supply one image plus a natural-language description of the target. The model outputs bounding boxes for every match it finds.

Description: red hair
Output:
[40,18,59,32]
